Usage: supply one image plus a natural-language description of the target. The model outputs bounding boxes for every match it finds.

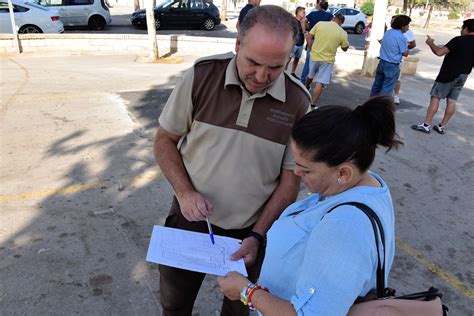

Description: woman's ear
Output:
[336,163,354,185]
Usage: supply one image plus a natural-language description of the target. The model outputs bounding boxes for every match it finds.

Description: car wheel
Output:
[202,17,215,31]
[354,22,365,35]
[155,18,161,30]
[19,25,42,34]
[88,15,106,31]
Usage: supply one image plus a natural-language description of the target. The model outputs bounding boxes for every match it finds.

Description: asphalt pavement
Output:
[1,20,473,316]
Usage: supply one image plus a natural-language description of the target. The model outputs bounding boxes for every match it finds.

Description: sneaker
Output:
[394,96,400,104]
[411,122,430,134]
[433,124,445,135]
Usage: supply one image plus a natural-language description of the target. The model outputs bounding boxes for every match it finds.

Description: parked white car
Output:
[33,0,111,30]
[0,0,64,33]
[328,6,367,34]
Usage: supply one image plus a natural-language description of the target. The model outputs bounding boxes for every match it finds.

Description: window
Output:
[0,3,30,12]
[347,9,358,16]
[36,0,65,6]
[190,0,203,9]
[66,0,94,5]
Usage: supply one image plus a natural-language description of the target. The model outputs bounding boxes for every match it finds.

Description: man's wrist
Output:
[248,231,266,249]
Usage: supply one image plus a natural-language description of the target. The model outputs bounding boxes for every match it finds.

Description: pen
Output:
[206,217,215,245]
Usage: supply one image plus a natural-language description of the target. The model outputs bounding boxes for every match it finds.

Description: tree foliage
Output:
[360,0,375,16]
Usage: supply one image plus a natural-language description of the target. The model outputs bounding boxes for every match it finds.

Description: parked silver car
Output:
[0,0,64,33]
[34,0,111,30]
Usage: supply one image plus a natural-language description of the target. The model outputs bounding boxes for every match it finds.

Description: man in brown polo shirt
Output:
[153,5,310,316]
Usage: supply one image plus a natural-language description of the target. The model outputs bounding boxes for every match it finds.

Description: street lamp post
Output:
[7,0,21,53]
[362,0,387,77]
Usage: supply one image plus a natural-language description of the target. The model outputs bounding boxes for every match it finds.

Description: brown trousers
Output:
[159,197,265,316]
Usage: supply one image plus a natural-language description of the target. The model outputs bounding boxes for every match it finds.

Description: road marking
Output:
[0,170,160,202]
[396,238,474,300]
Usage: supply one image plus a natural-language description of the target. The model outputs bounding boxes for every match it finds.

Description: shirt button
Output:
[309,288,315,294]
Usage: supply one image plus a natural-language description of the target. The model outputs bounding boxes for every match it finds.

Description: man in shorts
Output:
[412,19,474,135]
[286,6,307,79]
[305,13,349,109]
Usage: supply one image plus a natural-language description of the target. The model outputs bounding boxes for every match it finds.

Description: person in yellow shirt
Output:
[306,13,349,108]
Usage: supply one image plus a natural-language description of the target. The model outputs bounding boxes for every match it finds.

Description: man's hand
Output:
[230,237,259,267]
[426,35,435,45]
[217,271,249,301]
[177,190,213,222]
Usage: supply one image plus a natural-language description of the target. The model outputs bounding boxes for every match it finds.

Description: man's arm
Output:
[154,127,213,221]
[426,35,450,56]
[230,169,300,265]
[408,40,416,50]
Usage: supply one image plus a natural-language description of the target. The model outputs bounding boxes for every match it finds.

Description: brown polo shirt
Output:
[159,52,310,229]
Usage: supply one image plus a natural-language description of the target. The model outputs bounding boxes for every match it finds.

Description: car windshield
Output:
[327,7,339,14]
[156,0,171,8]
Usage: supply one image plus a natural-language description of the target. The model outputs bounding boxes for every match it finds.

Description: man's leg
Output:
[370,62,384,97]
[300,47,311,84]
[423,96,441,125]
[291,57,300,75]
[440,98,456,127]
[311,83,323,105]
[159,198,209,316]
[379,62,400,96]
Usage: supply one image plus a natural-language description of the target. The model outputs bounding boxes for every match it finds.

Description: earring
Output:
[337,178,342,184]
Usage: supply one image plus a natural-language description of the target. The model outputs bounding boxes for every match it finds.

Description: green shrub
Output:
[448,10,459,20]
[395,7,400,14]
[360,0,374,16]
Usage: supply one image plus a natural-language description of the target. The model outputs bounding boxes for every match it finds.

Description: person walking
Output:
[392,15,416,104]
[305,14,349,108]
[411,19,474,135]
[236,0,261,31]
[370,15,411,97]
[286,6,307,79]
[218,96,401,315]
[154,5,310,316]
[299,1,333,85]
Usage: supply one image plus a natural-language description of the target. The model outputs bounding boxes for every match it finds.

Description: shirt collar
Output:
[224,55,286,102]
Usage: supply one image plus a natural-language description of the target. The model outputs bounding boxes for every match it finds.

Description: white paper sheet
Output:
[146,226,248,277]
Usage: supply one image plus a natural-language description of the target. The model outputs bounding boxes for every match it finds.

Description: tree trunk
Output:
[423,4,433,29]
[220,0,227,22]
[402,0,408,13]
[134,0,140,11]
[145,0,159,62]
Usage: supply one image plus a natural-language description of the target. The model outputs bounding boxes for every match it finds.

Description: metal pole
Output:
[7,0,21,53]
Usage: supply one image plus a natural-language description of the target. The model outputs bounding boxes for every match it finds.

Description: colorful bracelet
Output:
[240,282,269,311]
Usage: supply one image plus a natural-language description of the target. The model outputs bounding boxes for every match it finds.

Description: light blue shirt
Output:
[258,172,395,316]
[379,29,408,64]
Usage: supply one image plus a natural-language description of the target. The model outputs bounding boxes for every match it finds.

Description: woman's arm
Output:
[217,272,296,316]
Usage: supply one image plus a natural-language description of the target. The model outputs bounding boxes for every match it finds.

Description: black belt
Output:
[378,57,399,65]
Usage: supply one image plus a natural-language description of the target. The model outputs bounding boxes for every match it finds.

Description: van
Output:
[34,0,111,30]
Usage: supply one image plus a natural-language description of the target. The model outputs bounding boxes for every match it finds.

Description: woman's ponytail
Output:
[354,96,403,152]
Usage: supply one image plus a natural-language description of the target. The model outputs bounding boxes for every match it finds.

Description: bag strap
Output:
[327,202,386,298]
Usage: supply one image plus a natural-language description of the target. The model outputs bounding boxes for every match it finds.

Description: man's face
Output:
[401,24,409,33]
[461,26,468,35]
[296,9,305,19]
[251,0,261,7]
[235,24,293,94]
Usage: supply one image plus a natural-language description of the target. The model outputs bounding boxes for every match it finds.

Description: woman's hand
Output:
[217,271,250,301]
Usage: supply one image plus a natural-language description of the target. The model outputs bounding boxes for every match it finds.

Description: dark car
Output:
[130,0,221,31]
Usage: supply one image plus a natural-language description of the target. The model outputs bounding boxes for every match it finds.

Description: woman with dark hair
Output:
[218,96,402,315]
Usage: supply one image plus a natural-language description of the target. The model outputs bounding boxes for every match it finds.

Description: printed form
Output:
[146,226,248,277]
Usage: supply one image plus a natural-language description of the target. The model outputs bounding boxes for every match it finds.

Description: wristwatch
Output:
[248,231,266,249]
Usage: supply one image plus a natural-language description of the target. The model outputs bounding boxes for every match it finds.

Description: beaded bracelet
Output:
[240,282,269,311]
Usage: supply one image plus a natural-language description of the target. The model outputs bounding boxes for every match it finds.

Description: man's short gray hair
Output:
[238,5,298,45]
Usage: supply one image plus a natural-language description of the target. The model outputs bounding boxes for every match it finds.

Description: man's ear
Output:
[235,37,241,54]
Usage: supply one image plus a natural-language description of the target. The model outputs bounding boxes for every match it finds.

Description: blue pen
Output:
[206,217,215,245]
